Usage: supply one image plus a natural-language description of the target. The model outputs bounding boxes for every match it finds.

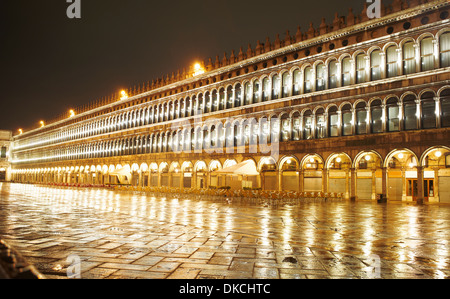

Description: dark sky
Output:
[0,0,393,133]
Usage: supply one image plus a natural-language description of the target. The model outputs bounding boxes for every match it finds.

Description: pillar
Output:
[382,167,388,200]
[417,166,424,204]
[350,168,357,201]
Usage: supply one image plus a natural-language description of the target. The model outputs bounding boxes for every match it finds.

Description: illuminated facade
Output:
[9,0,450,203]
[0,130,12,182]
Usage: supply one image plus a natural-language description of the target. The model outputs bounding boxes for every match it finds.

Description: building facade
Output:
[9,0,450,203]
[0,130,12,182]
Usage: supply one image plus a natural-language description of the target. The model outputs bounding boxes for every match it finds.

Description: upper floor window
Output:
[356,54,366,84]
[304,66,313,93]
[342,57,352,86]
[403,41,416,75]
[421,37,435,71]
[370,50,382,81]
[440,32,450,68]
[316,63,326,91]
[386,45,398,78]
[328,60,338,89]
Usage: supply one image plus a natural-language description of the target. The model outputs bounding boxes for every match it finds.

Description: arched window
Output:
[291,112,301,141]
[386,45,399,78]
[316,63,326,91]
[386,98,399,132]
[303,110,313,140]
[234,84,242,107]
[304,67,313,93]
[370,50,382,81]
[356,53,366,84]
[440,32,450,68]
[244,83,252,105]
[328,106,339,137]
[292,70,301,95]
[341,104,353,136]
[205,92,211,113]
[253,80,260,103]
[441,89,450,127]
[282,72,290,98]
[212,91,218,112]
[421,37,435,71]
[272,75,280,100]
[355,102,368,135]
[226,86,233,109]
[281,114,290,142]
[315,108,326,138]
[370,99,383,133]
[403,95,417,130]
[421,92,436,129]
[341,57,352,86]
[403,41,416,75]
[218,89,225,110]
[328,60,338,89]
[262,78,270,101]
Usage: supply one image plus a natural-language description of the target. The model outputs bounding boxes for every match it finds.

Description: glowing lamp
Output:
[120,90,129,100]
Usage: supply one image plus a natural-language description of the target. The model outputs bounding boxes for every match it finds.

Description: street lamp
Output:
[120,90,128,100]
[39,121,45,128]
[18,129,23,135]
[69,109,75,118]
[193,63,205,77]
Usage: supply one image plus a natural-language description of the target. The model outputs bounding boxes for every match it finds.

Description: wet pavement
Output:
[0,182,449,279]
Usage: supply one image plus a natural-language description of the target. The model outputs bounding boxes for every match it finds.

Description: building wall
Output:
[8,0,450,202]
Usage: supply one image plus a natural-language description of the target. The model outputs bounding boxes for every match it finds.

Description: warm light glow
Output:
[193,63,205,76]
[120,90,128,100]
[336,157,342,163]
[69,109,75,118]
[435,151,442,158]
[309,157,315,163]
[365,155,371,161]
[18,129,23,135]
[409,162,415,168]
[398,153,404,159]
[39,121,45,128]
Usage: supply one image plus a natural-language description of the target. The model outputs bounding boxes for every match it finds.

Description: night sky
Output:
[0,0,394,133]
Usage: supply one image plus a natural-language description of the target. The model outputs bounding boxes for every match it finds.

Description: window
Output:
[370,100,383,133]
[304,67,313,93]
[292,112,301,140]
[420,37,435,71]
[281,115,290,142]
[282,73,290,98]
[271,75,280,100]
[356,54,366,84]
[316,63,326,91]
[253,81,260,103]
[342,57,352,86]
[342,104,353,136]
[303,110,313,139]
[235,84,242,107]
[218,89,225,110]
[441,89,450,127]
[315,108,326,138]
[262,78,270,101]
[328,106,339,137]
[403,41,416,75]
[328,60,338,89]
[386,45,399,78]
[244,83,251,105]
[403,95,417,130]
[440,32,450,68]
[292,70,301,95]
[0,147,6,158]
[387,98,400,132]
[226,86,233,109]
[421,92,436,129]
[370,50,382,81]
[355,102,367,135]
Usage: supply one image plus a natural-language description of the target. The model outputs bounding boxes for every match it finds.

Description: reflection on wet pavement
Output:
[0,183,449,279]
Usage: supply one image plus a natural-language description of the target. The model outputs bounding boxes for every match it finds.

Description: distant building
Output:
[9,0,450,203]
[0,130,12,182]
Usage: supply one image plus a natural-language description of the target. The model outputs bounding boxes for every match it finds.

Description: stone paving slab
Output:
[1,183,450,279]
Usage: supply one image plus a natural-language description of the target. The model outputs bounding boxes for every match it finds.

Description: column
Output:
[371,168,377,200]
[322,169,328,193]
[382,167,388,200]
[417,166,424,204]
[350,168,357,201]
